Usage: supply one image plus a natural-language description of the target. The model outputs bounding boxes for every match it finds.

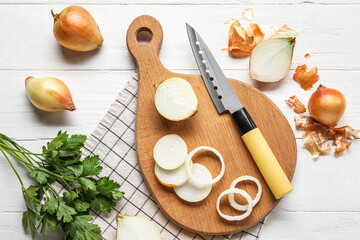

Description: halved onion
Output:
[185,146,225,185]
[216,188,254,221]
[250,37,295,82]
[154,160,192,187]
[116,214,161,240]
[174,163,212,202]
[153,134,187,170]
[154,77,198,121]
[228,176,262,211]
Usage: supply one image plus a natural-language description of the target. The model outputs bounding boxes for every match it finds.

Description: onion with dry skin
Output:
[25,76,76,112]
[308,85,346,127]
[51,6,103,51]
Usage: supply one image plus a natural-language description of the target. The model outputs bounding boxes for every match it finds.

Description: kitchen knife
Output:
[186,23,293,199]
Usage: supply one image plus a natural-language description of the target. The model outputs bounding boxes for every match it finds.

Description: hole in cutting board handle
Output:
[136,28,153,45]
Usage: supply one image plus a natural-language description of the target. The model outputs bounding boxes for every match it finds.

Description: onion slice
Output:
[154,161,192,187]
[228,176,262,211]
[216,188,254,221]
[185,146,225,185]
[153,134,187,170]
[250,37,295,82]
[154,77,198,121]
[174,163,212,202]
[116,214,161,240]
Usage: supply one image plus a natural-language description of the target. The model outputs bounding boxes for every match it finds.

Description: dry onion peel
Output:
[216,188,254,221]
[293,64,319,90]
[155,77,198,121]
[242,8,254,21]
[174,163,212,203]
[154,160,192,187]
[51,6,103,52]
[308,85,346,127]
[116,214,161,240]
[250,37,295,82]
[185,146,225,186]
[295,116,359,157]
[270,24,298,38]
[153,134,187,170]
[228,176,262,211]
[286,96,306,114]
[227,19,264,57]
[25,76,75,112]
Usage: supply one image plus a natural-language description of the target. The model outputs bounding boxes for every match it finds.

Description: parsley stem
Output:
[0,148,25,190]
[47,183,61,198]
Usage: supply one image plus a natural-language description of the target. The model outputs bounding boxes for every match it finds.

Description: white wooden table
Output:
[0,1,359,239]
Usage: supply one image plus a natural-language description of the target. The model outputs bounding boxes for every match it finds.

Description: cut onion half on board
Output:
[153,134,187,170]
[216,188,254,221]
[185,146,225,185]
[228,176,262,211]
[174,163,212,202]
[154,77,198,121]
[154,160,193,187]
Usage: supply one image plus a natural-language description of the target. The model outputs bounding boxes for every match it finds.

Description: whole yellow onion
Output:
[51,6,103,51]
[308,85,346,127]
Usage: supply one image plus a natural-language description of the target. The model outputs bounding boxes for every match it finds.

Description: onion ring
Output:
[216,188,254,221]
[185,146,225,185]
[228,176,262,211]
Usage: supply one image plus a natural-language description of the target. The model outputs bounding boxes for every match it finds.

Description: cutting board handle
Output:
[127,15,168,74]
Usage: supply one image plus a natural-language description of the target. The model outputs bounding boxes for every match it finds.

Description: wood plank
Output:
[0,70,358,140]
[0,5,359,70]
[0,1,359,4]
[0,70,131,139]
[261,212,360,240]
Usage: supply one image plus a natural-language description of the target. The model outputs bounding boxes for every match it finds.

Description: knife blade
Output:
[186,23,293,199]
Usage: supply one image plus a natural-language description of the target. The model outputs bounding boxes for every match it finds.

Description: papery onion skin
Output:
[25,76,76,112]
[52,6,103,52]
[308,85,346,127]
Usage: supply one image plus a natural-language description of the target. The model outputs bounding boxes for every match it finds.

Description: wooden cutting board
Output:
[127,15,297,235]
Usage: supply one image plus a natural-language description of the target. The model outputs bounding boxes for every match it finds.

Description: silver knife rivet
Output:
[202,60,206,64]
[205,69,210,73]
[196,41,200,45]
[199,50,203,54]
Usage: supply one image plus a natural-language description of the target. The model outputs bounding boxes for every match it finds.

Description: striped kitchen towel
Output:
[82,74,265,240]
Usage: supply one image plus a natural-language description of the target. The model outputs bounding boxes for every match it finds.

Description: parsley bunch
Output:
[0,131,124,239]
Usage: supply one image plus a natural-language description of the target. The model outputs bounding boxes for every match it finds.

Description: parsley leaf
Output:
[79,177,97,191]
[57,200,77,223]
[42,199,59,215]
[29,170,49,184]
[92,196,115,213]
[96,177,123,199]
[81,155,102,177]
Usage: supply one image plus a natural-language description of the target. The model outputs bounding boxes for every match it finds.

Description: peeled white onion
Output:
[250,37,296,82]
[174,163,212,202]
[154,77,198,121]
[216,188,254,221]
[116,214,161,240]
[228,176,262,211]
[153,134,187,170]
[185,146,225,186]
[154,161,192,187]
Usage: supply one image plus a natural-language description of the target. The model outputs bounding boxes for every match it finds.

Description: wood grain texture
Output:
[129,15,296,235]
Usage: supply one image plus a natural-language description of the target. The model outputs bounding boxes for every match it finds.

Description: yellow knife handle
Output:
[232,108,293,199]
